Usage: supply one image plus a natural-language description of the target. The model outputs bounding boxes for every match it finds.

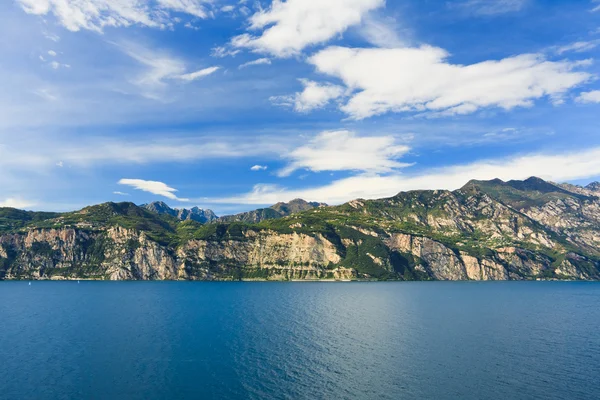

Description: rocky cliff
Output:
[1,177,599,281]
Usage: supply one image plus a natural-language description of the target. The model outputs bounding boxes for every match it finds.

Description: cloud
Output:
[238,58,271,69]
[210,146,600,205]
[576,90,600,103]
[32,88,58,101]
[358,15,406,48]
[177,66,220,81]
[270,79,345,112]
[121,43,186,88]
[250,165,268,171]
[44,32,60,42]
[17,0,213,32]
[118,179,189,201]
[278,130,411,177]
[452,0,528,16]
[221,5,235,12]
[49,61,70,70]
[118,43,219,96]
[211,46,241,58]
[306,46,592,119]
[0,198,36,209]
[47,50,57,56]
[231,0,385,57]
[113,191,130,196]
[555,40,600,55]
[0,135,290,173]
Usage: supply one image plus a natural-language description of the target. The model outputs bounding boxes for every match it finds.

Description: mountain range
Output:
[1,177,600,281]
[141,198,325,224]
[142,201,218,224]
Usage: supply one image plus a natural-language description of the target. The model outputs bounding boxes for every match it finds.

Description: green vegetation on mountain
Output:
[1,177,600,281]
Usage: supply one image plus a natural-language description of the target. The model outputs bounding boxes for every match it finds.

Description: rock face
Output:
[1,177,599,281]
[0,226,354,281]
[142,201,218,224]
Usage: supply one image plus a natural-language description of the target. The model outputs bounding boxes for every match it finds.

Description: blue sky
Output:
[1,0,600,215]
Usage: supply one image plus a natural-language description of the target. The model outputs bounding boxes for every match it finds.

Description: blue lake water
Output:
[1,282,599,400]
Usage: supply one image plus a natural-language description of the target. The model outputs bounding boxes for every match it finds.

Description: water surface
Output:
[1,282,599,399]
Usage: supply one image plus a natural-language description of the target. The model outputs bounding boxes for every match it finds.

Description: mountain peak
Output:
[586,182,600,192]
[141,202,218,224]
[216,198,328,224]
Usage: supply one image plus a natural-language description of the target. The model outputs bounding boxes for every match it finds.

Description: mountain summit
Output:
[142,202,218,224]
[216,198,327,224]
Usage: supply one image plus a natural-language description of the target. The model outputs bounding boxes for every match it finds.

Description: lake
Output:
[0,282,599,399]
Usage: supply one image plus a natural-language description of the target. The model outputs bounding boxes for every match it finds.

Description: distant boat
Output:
[28,282,31,286]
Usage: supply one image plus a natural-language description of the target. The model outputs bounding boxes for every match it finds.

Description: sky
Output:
[1,0,600,215]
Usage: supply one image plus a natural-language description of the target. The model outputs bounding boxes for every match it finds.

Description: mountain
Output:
[554,181,600,197]
[586,182,600,193]
[215,198,327,224]
[1,177,600,281]
[142,201,218,224]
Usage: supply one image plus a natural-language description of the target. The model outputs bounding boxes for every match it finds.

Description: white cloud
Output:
[231,0,385,57]
[17,0,213,32]
[576,90,600,103]
[117,43,219,97]
[307,46,592,119]
[0,135,290,171]
[56,161,63,167]
[177,66,220,81]
[44,32,60,42]
[118,178,189,201]
[238,58,271,69]
[113,191,130,196]
[221,5,235,12]
[278,130,411,177]
[270,79,345,112]
[32,88,58,101]
[211,46,241,58]
[358,15,405,48]
[121,44,185,88]
[47,50,57,56]
[0,198,36,209]
[250,165,268,171]
[210,146,600,205]
[555,40,600,55]
[453,0,527,16]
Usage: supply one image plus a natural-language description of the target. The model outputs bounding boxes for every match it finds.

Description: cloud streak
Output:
[452,0,528,16]
[118,179,189,201]
[17,0,213,32]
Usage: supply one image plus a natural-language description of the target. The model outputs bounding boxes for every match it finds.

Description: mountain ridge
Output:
[1,177,599,281]
[142,201,218,224]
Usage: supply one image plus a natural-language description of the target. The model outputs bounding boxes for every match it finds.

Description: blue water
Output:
[0,282,599,400]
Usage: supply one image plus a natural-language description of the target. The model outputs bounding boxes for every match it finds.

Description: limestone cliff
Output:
[1,177,599,281]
